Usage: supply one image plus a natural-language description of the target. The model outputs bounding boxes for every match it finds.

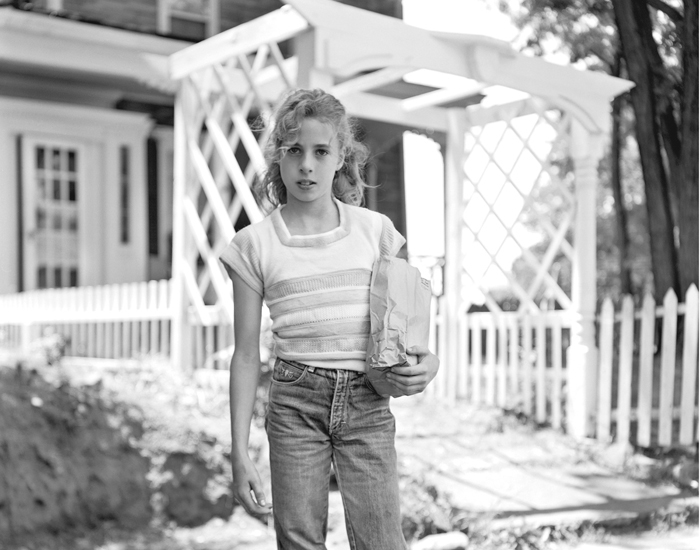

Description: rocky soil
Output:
[0,356,696,550]
[0,360,249,547]
[0,358,462,550]
[0,365,151,535]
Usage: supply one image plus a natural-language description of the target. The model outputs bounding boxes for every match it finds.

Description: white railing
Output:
[596,285,699,447]
[0,280,172,363]
[190,309,235,371]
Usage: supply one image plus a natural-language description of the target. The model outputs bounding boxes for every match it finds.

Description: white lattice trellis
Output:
[459,98,575,314]
[171,34,303,369]
[170,0,633,437]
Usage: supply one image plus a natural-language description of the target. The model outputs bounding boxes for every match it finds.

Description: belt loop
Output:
[307,366,316,373]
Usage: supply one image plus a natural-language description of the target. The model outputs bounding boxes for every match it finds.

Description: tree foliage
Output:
[500,0,619,71]
[500,0,698,301]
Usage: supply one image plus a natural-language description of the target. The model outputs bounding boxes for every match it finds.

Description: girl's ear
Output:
[336,153,345,171]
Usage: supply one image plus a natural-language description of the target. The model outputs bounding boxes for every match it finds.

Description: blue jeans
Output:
[266,358,407,550]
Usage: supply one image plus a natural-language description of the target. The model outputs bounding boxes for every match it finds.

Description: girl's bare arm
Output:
[228,269,272,516]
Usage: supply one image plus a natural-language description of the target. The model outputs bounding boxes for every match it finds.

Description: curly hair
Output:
[257,88,369,208]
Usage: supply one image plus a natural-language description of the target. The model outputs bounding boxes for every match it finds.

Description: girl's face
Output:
[279,117,344,208]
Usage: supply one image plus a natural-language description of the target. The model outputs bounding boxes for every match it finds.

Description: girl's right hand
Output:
[231,456,273,517]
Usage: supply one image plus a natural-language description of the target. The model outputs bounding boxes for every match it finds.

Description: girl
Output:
[220,88,439,550]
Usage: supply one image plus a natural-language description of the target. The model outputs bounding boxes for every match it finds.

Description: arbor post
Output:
[567,120,604,438]
[443,108,466,400]
[294,29,334,91]
[170,85,192,373]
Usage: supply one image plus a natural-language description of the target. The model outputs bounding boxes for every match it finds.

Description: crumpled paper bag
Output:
[366,256,432,397]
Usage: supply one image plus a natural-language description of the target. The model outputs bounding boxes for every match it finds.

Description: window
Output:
[147,138,159,256]
[120,145,130,244]
[157,0,220,41]
[28,140,80,289]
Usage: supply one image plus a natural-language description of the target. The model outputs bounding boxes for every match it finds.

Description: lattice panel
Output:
[461,99,574,313]
[178,40,295,326]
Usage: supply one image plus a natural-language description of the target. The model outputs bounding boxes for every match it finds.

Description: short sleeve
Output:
[378,214,406,257]
[219,227,264,296]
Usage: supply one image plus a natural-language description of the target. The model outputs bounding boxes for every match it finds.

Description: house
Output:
[0,0,408,296]
[2,0,693,452]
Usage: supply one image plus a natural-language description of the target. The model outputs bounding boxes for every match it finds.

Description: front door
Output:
[22,137,85,290]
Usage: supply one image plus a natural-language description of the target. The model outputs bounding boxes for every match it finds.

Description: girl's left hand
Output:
[386,346,439,396]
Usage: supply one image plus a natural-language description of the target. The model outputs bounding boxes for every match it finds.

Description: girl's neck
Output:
[281,197,340,236]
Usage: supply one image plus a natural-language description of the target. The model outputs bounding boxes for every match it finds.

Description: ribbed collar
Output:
[271,198,351,247]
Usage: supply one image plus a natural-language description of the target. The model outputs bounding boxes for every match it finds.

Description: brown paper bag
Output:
[366,256,432,397]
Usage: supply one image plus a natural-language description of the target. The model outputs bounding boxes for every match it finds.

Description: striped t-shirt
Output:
[220,199,405,372]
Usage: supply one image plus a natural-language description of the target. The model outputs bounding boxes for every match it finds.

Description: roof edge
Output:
[0,7,191,55]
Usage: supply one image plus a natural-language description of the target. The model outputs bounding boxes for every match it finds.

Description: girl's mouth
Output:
[297,180,315,188]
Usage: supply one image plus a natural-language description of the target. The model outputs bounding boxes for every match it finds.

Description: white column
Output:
[567,120,604,438]
[170,86,191,373]
[0,131,18,294]
[443,109,466,401]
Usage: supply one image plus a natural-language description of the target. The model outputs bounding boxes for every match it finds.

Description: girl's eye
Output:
[316,149,329,156]
[287,147,301,155]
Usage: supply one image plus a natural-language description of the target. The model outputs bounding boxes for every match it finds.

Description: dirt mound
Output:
[0,363,246,542]
[0,365,150,535]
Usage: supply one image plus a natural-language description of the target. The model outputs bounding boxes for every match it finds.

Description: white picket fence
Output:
[0,279,239,371]
[0,280,173,363]
[427,307,574,432]
[0,280,697,447]
[596,285,699,447]
[427,285,699,447]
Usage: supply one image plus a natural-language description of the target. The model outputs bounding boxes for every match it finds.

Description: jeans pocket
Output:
[271,359,309,386]
[363,373,379,394]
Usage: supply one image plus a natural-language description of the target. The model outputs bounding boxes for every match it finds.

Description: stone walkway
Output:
[391,395,695,531]
[552,527,698,549]
[184,394,696,550]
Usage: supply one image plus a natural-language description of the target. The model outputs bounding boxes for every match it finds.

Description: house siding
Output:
[62,0,158,31]
[220,0,285,29]
[35,1,400,36]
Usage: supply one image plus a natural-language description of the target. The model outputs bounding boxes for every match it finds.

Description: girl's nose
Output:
[300,152,314,172]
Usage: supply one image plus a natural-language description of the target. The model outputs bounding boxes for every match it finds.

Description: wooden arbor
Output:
[168,0,633,437]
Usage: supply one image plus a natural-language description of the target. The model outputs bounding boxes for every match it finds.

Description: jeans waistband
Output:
[279,358,318,373]
[277,358,365,380]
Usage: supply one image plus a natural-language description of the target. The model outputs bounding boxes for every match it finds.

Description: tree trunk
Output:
[610,51,633,295]
[611,91,633,295]
[612,0,680,301]
[678,0,699,293]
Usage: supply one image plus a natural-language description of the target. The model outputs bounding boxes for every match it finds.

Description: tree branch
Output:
[646,0,683,23]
